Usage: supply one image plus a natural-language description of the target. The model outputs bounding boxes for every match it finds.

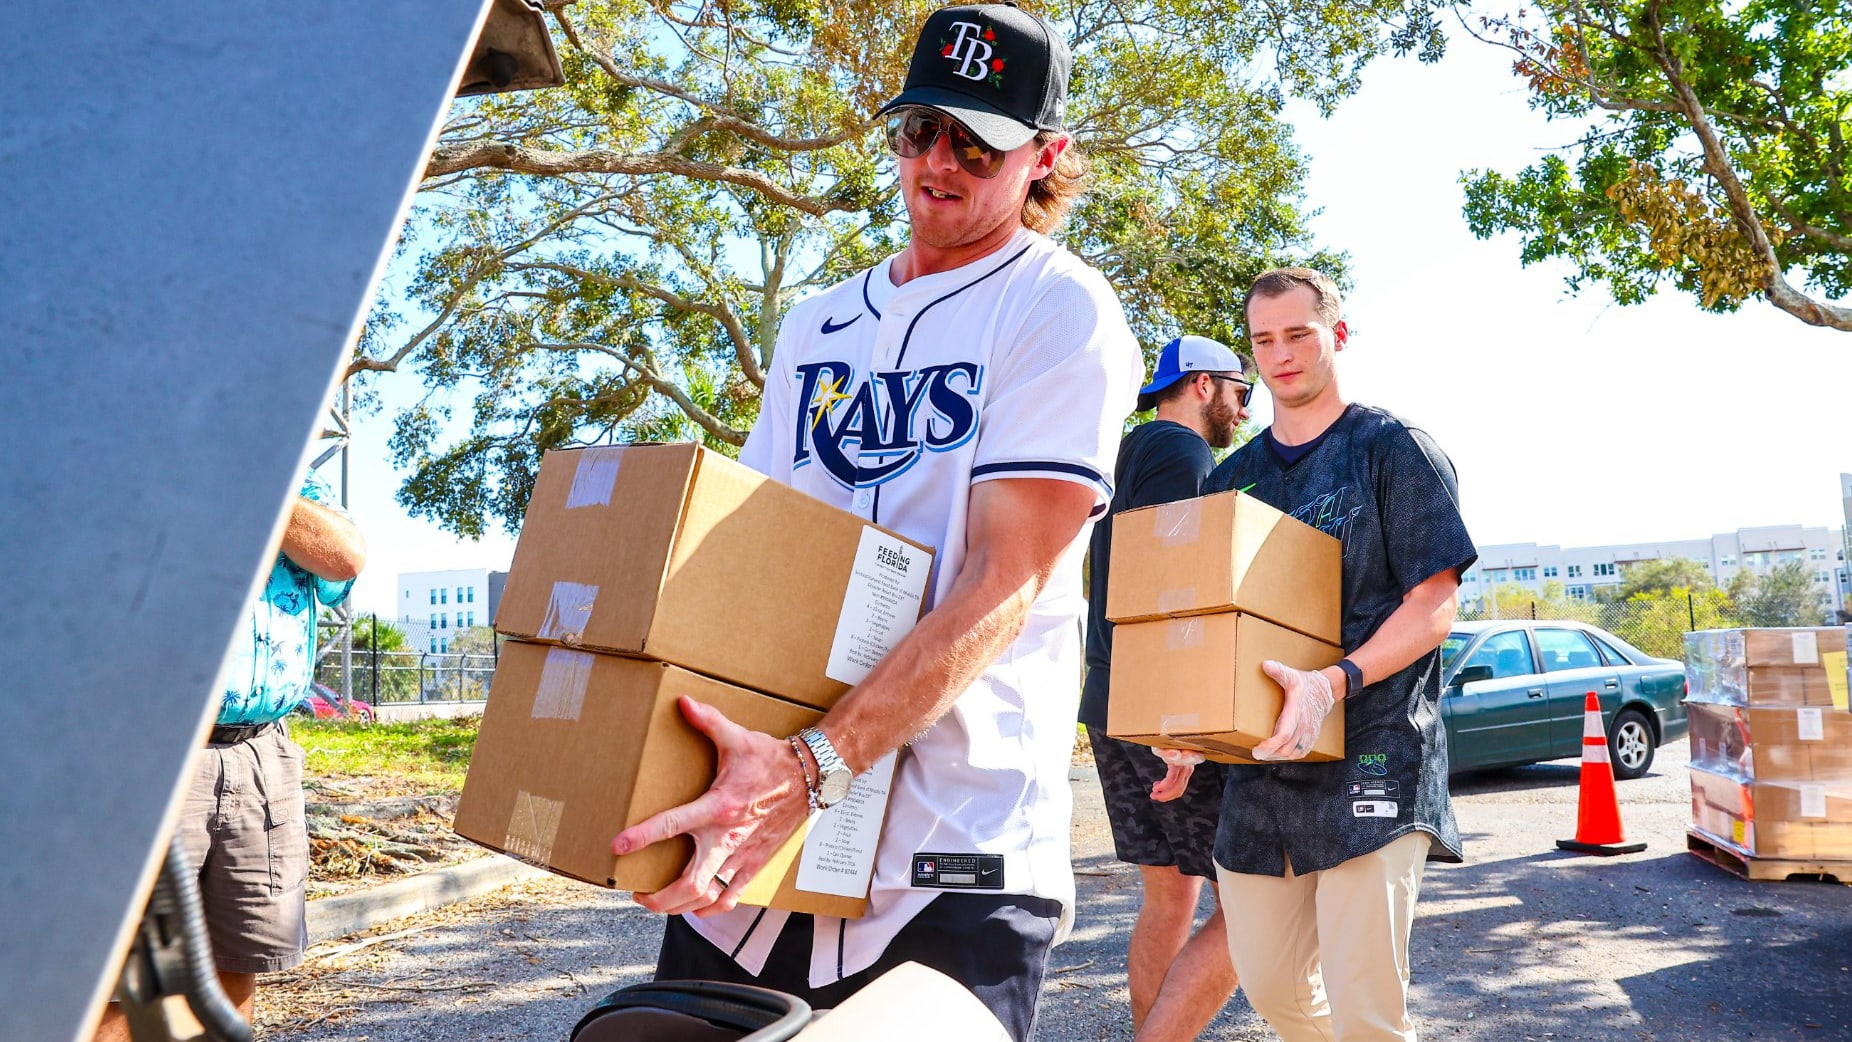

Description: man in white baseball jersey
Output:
[610,5,1141,1038]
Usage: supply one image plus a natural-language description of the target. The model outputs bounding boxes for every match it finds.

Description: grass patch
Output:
[294,715,481,796]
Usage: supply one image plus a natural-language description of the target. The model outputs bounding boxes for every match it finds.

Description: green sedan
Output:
[1439,620,1688,780]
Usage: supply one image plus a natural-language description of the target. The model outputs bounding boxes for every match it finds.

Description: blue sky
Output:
[336,30,1851,617]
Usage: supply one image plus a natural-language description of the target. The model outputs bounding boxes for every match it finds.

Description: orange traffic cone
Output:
[1556,691,1647,856]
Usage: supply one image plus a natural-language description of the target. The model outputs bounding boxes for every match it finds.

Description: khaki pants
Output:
[1215,832,1432,1042]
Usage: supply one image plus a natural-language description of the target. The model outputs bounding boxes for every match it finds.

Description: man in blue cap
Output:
[1081,334,1251,1042]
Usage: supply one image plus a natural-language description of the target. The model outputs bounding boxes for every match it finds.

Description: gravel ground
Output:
[267,738,1852,1041]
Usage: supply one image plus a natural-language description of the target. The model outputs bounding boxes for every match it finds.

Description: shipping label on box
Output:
[494,444,933,709]
[1107,612,1344,761]
[826,530,933,685]
[1105,490,1342,643]
[454,642,889,918]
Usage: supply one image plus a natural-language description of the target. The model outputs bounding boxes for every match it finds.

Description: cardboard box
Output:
[1105,490,1341,644]
[1738,628,1846,667]
[1107,612,1345,762]
[1688,764,1852,859]
[1685,628,1847,708]
[1687,702,1852,782]
[454,641,893,918]
[495,444,933,710]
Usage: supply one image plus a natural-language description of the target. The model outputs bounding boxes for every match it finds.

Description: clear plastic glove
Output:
[1147,747,1203,802]
[1150,746,1207,768]
[1252,659,1336,761]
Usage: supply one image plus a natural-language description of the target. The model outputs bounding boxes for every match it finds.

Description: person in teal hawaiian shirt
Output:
[95,468,365,1042]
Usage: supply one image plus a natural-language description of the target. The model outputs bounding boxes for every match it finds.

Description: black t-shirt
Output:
[1079,420,1215,729]
[1204,403,1478,875]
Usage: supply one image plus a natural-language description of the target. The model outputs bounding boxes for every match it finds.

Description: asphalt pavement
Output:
[273,739,1852,1041]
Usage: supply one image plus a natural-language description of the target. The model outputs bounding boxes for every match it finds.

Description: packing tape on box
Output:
[1166,617,1204,651]
[534,647,595,721]
[1157,588,1197,614]
[1159,713,1201,737]
[1153,500,1202,547]
[1793,631,1820,664]
[505,791,564,865]
[540,580,599,644]
[566,446,625,508]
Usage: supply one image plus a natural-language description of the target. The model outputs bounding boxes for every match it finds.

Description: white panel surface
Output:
[0,4,492,1037]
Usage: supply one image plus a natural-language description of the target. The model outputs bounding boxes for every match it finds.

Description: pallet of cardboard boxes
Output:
[1104,489,1346,762]
[1684,626,1852,880]
[452,443,935,917]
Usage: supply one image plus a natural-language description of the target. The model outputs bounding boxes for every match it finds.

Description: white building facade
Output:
[1464,476,1852,622]
[394,568,506,653]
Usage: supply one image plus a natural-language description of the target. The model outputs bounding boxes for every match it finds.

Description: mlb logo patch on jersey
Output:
[1346,779,1400,800]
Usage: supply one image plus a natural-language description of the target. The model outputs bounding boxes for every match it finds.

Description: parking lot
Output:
[274,738,1852,1042]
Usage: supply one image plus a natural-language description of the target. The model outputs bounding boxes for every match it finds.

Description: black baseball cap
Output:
[876,3,1071,153]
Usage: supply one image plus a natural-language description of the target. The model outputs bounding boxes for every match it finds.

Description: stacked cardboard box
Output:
[454,444,935,917]
[1684,627,1852,862]
[1104,490,1345,762]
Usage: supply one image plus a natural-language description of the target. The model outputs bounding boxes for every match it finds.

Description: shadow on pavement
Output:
[1411,838,1852,1041]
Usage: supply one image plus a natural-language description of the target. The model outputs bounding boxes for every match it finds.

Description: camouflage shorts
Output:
[1088,729,1226,880]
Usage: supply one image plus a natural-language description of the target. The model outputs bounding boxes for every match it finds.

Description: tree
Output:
[1460,1,1851,331]
[1613,555,1714,600]
[1604,586,1738,660]
[317,616,423,703]
[440,626,500,701]
[1730,560,1829,627]
[351,615,410,653]
[1471,580,1599,622]
[357,0,1451,537]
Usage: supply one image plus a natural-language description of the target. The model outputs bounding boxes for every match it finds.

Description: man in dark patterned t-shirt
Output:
[1081,334,1249,1042]
[1183,268,1477,1042]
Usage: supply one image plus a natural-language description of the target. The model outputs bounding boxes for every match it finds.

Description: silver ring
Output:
[715,873,734,891]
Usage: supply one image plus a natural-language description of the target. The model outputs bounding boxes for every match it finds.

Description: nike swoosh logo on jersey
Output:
[820,314,860,335]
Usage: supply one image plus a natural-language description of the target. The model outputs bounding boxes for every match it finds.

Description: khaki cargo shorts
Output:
[175,723,310,973]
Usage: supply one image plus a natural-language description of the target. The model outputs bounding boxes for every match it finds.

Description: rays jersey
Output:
[685,228,1141,986]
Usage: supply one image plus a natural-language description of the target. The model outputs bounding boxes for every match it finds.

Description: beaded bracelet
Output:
[788,734,820,811]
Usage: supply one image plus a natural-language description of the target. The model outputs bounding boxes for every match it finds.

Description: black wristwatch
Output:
[1336,657,1364,696]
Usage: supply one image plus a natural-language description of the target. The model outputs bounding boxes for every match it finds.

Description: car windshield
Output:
[1441,632,1472,673]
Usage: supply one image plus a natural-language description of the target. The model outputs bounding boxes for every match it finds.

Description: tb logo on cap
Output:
[943,20,998,82]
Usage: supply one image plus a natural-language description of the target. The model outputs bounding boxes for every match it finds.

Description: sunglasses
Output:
[885,108,1008,179]
[1208,374,1253,408]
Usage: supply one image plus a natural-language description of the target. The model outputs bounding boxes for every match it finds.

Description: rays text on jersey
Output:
[793,361,985,488]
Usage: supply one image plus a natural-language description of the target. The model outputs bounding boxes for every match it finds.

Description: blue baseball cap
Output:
[1137,335,1246,410]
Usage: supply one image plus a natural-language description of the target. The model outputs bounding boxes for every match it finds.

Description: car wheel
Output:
[1608,707,1655,780]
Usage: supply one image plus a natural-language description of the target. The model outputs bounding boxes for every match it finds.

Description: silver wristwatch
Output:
[796,726,854,809]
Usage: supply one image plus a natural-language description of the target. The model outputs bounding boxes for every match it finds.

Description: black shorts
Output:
[654,893,1061,1042]
[1089,729,1226,880]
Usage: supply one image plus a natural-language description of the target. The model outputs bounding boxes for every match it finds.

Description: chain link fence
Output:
[315,614,498,706]
[1459,590,1753,662]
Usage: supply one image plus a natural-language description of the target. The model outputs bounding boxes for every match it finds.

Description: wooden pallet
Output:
[1686,830,1852,884]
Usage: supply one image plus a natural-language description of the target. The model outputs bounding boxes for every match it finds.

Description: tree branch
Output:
[509,260,759,379]
[423,142,855,217]
[557,5,860,154]
[346,195,618,380]
[1647,5,1852,331]
[539,342,745,444]
[1765,196,1852,251]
